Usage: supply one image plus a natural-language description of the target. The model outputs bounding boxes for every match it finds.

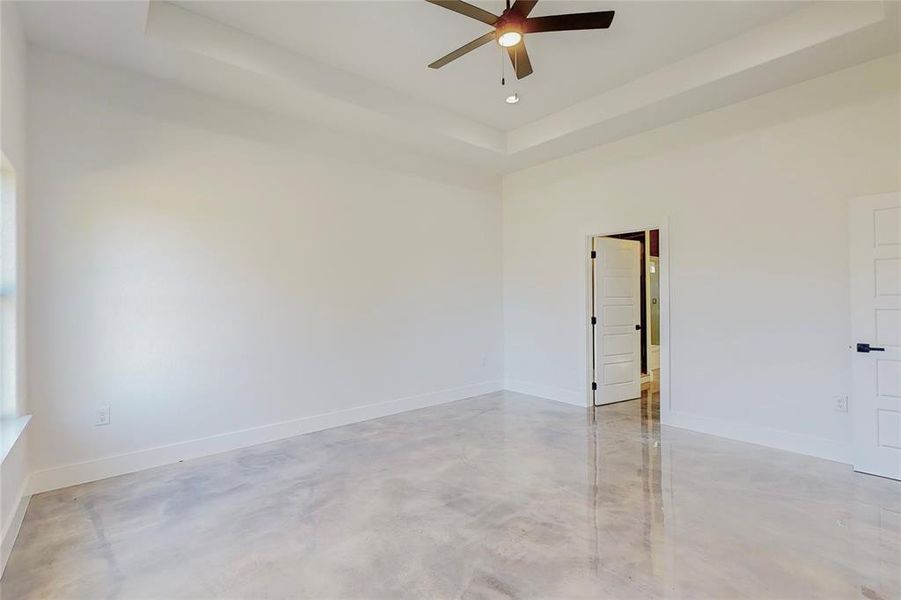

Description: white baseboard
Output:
[665,410,851,464]
[504,379,587,408]
[1,477,31,576]
[504,383,849,464]
[29,380,503,495]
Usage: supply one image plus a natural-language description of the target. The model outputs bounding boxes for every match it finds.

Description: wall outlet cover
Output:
[96,405,111,426]
[834,396,848,413]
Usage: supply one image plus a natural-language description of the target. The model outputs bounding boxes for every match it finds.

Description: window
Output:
[1,154,18,419]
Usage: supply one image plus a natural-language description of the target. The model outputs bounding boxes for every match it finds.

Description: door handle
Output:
[857,343,886,353]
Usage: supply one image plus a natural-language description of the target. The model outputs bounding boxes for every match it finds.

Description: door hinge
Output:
[591,382,597,391]
[590,250,597,259]
[591,316,597,325]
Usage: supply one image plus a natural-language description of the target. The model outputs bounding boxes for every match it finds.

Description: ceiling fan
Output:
[426,0,615,79]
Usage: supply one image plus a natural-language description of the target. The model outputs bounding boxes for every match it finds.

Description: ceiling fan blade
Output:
[523,10,615,33]
[425,0,499,25]
[428,31,496,69]
[506,41,533,79]
[510,0,539,18]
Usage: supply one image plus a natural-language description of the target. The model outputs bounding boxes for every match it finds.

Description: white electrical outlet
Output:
[96,405,111,426]
[834,396,848,413]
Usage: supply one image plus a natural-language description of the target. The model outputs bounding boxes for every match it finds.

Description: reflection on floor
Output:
[3,390,900,598]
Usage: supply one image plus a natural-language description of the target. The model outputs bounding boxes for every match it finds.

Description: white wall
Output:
[503,54,900,462]
[17,40,901,498]
[0,0,30,574]
[26,49,503,491]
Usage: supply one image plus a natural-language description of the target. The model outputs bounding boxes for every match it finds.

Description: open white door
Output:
[850,192,901,480]
[592,237,642,406]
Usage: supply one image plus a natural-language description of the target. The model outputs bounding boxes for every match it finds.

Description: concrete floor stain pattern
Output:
[2,391,900,598]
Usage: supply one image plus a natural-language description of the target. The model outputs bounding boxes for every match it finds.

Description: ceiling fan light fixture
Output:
[496,24,523,47]
[426,0,615,80]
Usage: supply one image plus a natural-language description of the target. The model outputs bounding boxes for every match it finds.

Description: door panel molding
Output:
[850,191,901,480]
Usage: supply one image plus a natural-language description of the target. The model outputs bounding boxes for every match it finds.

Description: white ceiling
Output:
[171,0,804,130]
[15,0,901,176]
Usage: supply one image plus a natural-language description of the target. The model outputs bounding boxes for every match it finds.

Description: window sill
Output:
[1,414,31,464]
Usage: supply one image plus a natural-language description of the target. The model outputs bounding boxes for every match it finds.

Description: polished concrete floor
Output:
[3,391,900,599]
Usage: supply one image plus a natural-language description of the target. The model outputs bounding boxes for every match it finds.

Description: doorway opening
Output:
[590,229,661,416]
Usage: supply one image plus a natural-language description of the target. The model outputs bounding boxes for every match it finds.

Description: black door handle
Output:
[857,343,886,353]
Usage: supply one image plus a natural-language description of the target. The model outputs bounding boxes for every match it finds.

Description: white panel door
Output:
[593,237,642,405]
[850,192,901,480]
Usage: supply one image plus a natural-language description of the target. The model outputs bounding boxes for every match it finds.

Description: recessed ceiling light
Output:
[505,93,520,104]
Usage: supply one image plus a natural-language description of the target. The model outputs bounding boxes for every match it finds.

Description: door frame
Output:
[586,221,671,424]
